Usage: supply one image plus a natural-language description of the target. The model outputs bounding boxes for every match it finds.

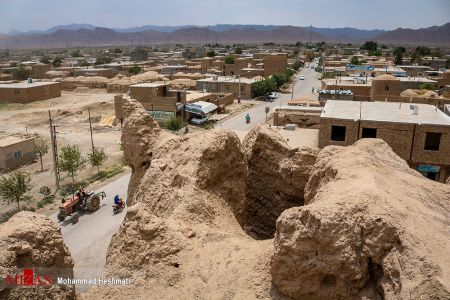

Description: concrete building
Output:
[0,135,37,171]
[196,76,256,99]
[0,81,61,103]
[319,100,450,182]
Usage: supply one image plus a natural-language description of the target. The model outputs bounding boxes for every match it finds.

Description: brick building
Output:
[319,100,450,182]
[0,135,37,171]
[263,53,288,77]
[0,81,61,103]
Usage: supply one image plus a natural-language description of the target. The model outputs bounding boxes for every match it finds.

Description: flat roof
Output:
[130,82,167,88]
[322,100,450,126]
[0,135,34,147]
[0,81,58,89]
[197,76,257,84]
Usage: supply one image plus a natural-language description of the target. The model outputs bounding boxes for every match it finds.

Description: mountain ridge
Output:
[1,23,448,48]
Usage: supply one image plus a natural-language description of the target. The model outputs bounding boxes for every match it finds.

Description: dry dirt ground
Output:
[0,88,124,219]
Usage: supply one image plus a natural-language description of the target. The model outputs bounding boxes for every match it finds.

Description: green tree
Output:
[234,47,243,54]
[128,65,142,75]
[369,50,382,56]
[88,147,108,174]
[291,60,303,71]
[0,171,32,212]
[113,48,122,54]
[40,56,51,64]
[35,136,49,172]
[446,58,450,69]
[224,55,235,64]
[252,80,268,97]
[362,41,378,52]
[207,50,216,57]
[71,50,81,58]
[58,145,86,184]
[351,56,361,65]
[393,47,406,65]
[165,116,182,131]
[13,64,32,80]
[80,60,90,67]
[52,56,63,67]
[95,55,112,65]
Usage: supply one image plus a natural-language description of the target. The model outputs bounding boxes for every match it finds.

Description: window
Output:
[331,125,346,141]
[240,85,245,93]
[14,151,22,159]
[362,128,377,138]
[384,85,390,91]
[224,84,230,92]
[424,132,441,151]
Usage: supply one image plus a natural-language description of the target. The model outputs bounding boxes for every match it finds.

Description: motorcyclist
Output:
[114,195,123,208]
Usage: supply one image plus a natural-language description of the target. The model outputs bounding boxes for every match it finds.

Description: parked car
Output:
[268,92,278,99]
[299,75,305,80]
[191,115,209,125]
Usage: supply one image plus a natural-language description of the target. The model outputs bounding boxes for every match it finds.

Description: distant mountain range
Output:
[0,23,448,48]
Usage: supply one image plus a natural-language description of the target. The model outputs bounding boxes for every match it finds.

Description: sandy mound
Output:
[84,99,277,299]
[271,139,450,299]
[243,126,318,239]
[168,78,197,90]
[0,212,75,300]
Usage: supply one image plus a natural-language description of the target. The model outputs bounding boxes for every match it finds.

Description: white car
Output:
[268,92,278,99]
[191,115,209,125]
[299,75,305,80]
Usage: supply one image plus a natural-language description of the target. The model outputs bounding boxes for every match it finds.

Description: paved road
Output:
[50,172,131,291]
[218,66,320,131]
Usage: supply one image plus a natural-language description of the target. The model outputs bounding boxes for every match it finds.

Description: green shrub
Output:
[165,116,182,131]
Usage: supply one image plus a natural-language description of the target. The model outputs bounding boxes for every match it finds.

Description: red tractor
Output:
[57,190,106,222]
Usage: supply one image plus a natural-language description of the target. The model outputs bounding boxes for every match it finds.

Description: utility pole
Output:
[291,81,295,100]
[88,108,95,154]
[48,111,59,190]
[238,74,241,104]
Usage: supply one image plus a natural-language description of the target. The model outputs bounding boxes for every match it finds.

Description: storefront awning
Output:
[185,101,218,115]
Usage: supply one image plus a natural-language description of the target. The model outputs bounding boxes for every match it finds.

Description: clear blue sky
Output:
[0,0,449,33]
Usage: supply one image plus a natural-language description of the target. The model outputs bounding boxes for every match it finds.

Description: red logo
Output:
[4,269,53,287]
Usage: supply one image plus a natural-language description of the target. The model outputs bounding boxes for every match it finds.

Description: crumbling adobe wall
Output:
[243,125,318,239]
[84,99,277,299]
[0,212,76,300]
[120,96,172,205]
[271,139,450,300]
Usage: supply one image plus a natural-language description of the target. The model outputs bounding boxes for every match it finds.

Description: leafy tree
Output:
[128,65,142,75]
[351,56,361,65]
[58,145,86,184]
[393,47,406,65]
[362,41,378,52]
[71,50,81,58]
[40,56,51,64]
[95,55,112,65]
[113,48,122,54]
[446,58,450,69]
[369,50,382,56]
[206,50,216,57]
[224,55,235,64]
[165,116,182,131]
[0,171,32,212]
[52,56,63,67]
[88,147,108,174]
[35,136,49,172]
[291,60,303,71]
[13,64,32,80]
[252,80,268,97]
[305,52,315,62]
[234,47,243,54]
[414,46,431,57]
[80,60,90,67]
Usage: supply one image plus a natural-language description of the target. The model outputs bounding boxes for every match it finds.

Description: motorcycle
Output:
[113,198,125,214]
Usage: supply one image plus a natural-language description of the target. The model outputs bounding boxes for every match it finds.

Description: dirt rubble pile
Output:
[242,126,318,239]
[84,101,278,299]
[271,139,450,300]
[0,212,75,300]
